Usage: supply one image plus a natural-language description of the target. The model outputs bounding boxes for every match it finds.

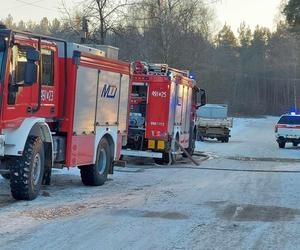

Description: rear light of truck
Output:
[157,140,165,150]
[148,139,155,149]
[147,139,166,150]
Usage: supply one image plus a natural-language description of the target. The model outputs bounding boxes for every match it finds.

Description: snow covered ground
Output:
[196,116,300,159]
[1,117,300,250]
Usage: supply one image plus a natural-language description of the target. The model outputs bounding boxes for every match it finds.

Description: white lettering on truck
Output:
[152,91,167,98]
[41,90,54,102]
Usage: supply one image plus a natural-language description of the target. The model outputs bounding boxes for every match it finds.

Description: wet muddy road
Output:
[1,117,300,250]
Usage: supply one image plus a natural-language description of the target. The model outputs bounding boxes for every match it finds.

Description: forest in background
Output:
[1,0,300,116]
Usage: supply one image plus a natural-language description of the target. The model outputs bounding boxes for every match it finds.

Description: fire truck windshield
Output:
[0,34,7,81]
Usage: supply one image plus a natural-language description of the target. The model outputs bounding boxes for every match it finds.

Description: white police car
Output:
[275,113,300,148]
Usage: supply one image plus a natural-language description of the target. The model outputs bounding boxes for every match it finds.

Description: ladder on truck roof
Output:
[132,61,190,78]
[169,67,189,78]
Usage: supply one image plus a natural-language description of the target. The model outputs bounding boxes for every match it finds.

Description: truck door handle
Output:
[27,107,32,113]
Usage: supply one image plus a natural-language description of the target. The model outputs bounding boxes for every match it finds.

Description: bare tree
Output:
[61,0,133,44]
[124,0,214,62]
[4,0,300,116]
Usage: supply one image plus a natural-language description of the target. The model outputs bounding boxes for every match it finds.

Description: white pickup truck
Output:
[275,113,300,148]
[196,104,233,143]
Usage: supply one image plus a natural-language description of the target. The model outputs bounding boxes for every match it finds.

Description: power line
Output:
[203,0,222,6]
[1,0,47,11]
[15,0,58,13]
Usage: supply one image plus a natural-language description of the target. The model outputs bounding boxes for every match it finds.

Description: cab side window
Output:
[41,49,54,86]
[15,47,27,84]
[8,45,27,104]
[10,45,27,85]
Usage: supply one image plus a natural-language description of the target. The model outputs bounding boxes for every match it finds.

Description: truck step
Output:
[121,149,163,158]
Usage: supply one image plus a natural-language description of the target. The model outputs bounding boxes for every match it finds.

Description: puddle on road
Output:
[222,204,300,222]
[204,201,300,222]
[112,209,188,220]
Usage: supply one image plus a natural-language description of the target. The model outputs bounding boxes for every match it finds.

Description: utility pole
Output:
[293,33,298,112]
[294,81,297,111]
[80,16,88,44]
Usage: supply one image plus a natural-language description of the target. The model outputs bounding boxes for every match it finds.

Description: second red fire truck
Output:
[121,61,206,164]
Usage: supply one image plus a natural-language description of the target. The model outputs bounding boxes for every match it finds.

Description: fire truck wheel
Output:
[80,138,110,186]
[183,132,196,157]
[154,152,171,165]
[9,136,45,200]
[278,141,286,148]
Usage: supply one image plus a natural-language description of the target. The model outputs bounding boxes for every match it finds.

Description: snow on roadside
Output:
[196,116,300,160]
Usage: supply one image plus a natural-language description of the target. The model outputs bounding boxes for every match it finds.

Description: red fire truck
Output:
[0,28,131,200]
[121,61,206,164]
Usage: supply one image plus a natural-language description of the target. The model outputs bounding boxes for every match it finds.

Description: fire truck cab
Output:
[122,61,206,164]
[0,28,130,200]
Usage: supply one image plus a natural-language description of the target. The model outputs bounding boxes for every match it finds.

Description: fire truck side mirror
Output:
[200,89,206,106]
[24,63,37,86]
[24,47,40,86]
[26,47,40,62]
[196,89,206,108]
[0,38,5,52]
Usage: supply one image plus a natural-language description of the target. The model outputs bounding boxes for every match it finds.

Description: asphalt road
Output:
[1,117,300,250]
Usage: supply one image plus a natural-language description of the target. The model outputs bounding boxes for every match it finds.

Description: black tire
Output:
[293,142,298,147]
[155,136,180,165]
[224,137,229,143]
[278,141,286,148]
[1,174,10,180]
[197,133,204,141]
[183,131,196,158]
[9,136,45,200]
[79,138,111,186]
[154,152,171,165]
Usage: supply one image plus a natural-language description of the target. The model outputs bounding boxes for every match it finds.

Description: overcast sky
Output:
[0,0,282,33]
[213,0,282,33]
